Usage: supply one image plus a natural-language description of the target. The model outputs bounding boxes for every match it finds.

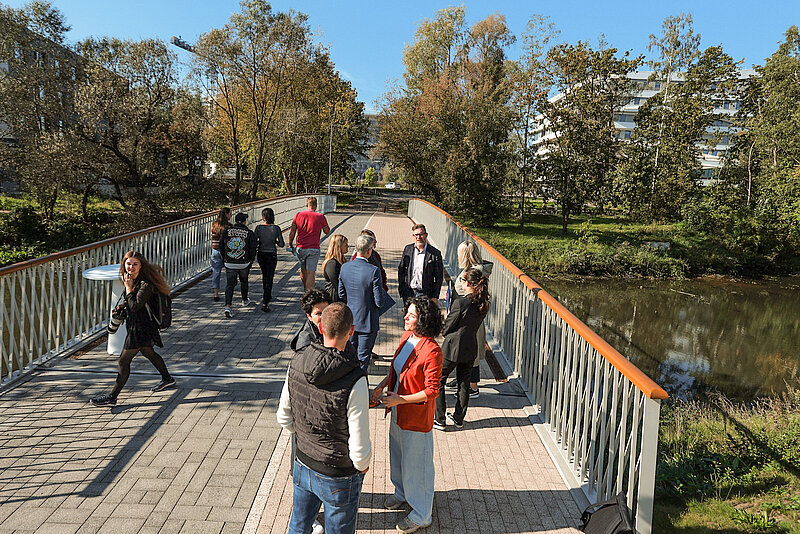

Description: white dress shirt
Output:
[410,244,427,290]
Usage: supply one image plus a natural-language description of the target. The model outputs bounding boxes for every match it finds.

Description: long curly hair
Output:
[119,251,171,296]
[463,267,489,315]
[407,296,443,338]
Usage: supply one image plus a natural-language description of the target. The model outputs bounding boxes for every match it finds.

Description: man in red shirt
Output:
[289,197,331,291]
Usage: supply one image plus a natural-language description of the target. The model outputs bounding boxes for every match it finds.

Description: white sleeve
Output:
[347,376,372,471]
[276,370,294,434]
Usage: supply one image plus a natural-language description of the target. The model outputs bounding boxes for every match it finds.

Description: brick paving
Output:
[0,196,580,534]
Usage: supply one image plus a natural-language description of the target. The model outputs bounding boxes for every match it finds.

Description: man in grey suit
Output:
[338,234,383,370]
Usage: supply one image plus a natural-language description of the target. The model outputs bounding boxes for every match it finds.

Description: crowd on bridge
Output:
[90,196,494,534]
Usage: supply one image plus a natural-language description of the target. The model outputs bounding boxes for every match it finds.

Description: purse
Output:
[579,492,634,534]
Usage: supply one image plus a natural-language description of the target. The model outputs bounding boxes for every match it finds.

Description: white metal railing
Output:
[409,199,667,534]
[0,194,336,386]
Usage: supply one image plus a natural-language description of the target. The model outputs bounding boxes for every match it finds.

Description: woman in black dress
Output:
[91,251,175,407]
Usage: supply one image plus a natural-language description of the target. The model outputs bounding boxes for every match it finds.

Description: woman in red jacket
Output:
[371,296,443,534]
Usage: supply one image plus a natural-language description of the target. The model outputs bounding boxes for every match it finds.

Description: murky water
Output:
[539,276,800,401]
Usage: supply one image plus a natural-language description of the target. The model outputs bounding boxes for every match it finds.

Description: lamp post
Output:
[327,117,333,195]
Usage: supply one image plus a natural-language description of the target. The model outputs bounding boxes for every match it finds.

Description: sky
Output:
[4,0,799,112]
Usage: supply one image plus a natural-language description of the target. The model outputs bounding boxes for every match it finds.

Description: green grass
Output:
[470,212,791,278]
[654,391,800,532]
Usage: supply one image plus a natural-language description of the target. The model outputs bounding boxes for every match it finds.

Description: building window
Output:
[624,130,631,139]
[654,81,661,90]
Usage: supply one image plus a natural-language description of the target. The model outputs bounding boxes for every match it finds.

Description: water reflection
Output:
[540,276,800,401]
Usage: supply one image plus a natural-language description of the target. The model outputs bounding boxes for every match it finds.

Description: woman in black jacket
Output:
[433,268,489,430]
[91,251,175,407]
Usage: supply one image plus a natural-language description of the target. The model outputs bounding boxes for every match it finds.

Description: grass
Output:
[654,390,800,532]
[470,211,791,279]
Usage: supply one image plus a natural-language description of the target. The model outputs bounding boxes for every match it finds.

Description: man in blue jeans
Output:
[277,303,372,534]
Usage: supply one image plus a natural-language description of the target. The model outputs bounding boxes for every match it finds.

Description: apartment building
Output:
[533,69,756,184]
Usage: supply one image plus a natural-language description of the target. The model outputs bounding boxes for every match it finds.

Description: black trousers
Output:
[435,359,471,425]
[111,347,170,398]
[224,267,250,306]
[257,252,278,303]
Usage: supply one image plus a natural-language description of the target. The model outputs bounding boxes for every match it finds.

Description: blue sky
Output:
[5,1,799,112]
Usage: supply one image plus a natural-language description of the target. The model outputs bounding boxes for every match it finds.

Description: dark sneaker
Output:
[261,304,271,312]
[242,298,252,306]
[384,495,407,510]
[432,420,446,431]
[469,387,480,399]
[446,412,463,429]
[445,379,458,390]
[213,295,220,302]
[151,377,176,392]
[396,514,431,533]
[224,307,232,318]
[90,394,117,407]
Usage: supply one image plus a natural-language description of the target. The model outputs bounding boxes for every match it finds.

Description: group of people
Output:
[277,218,492,534]
[89,195,495,534]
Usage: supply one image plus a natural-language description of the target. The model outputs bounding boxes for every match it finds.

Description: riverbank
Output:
[654,391,800,533]
[473,213,800,279]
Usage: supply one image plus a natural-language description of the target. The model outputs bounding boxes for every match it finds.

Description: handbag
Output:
[579,492,634,534]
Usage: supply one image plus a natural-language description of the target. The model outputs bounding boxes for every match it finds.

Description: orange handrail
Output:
[415,198,668,401]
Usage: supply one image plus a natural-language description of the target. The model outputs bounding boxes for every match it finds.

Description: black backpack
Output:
[146,290,172,330]
[579,492,634,534]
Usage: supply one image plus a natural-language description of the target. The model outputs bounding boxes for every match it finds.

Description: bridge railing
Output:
[410,199,667,534]
[0,194,336,387]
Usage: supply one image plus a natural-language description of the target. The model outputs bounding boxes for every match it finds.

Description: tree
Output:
[363,166,377,187]
[0,1,80,218]
[508,15,559,225]
[539,41,642,232]
[379,7,515,225]
[73,37,179,215]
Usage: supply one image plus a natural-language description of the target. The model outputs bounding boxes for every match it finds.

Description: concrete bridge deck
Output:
[0,200,580,534]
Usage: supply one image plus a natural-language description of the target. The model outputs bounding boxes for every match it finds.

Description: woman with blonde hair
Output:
[322,234,348,302]
[449,240,493,398]
[90,251,175,407]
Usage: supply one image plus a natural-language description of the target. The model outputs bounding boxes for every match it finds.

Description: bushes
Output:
[656,390,800,531]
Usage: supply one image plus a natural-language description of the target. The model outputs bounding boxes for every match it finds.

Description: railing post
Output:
[635,396,661,534]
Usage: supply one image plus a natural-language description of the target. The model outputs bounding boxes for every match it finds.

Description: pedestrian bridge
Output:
[0,194,666,534]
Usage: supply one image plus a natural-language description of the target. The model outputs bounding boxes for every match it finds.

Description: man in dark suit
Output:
[398,223,444,304]
[338,234,383,370]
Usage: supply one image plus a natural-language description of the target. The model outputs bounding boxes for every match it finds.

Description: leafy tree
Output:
[539,41,641,232]
[0,1,80,218]
[379,7,515,226]
[508,15,559,225]
[363,166,377,187]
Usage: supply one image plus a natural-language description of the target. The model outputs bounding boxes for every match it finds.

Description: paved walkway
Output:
[0,196,580,534]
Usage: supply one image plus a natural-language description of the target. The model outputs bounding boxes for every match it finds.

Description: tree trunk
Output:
[81,182,94,223]
[561,204,569,234]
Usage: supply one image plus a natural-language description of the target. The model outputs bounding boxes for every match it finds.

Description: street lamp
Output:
[327,116,333,195]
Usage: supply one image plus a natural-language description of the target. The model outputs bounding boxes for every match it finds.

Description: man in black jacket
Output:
[220,212,258,318]
[277,303,372,534]
[397,223,444,304]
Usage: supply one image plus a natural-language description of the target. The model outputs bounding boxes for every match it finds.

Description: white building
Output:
[533,69,756,184]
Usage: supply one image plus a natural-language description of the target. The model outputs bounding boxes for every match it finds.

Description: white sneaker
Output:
[312,520,324,534]
[241,298,252,306]
[224,307,232,318]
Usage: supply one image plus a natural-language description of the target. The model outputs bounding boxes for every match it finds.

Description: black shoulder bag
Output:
[579,492,634,534]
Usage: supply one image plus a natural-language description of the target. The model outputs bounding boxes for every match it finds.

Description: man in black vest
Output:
[277,302,371,534]
[398,223,444,304]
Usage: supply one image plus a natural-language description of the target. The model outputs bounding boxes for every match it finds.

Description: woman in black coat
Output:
[91,251,175,407]
[433,268,489,430]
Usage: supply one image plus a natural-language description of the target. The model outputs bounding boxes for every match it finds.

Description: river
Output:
[539,276,800,401]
